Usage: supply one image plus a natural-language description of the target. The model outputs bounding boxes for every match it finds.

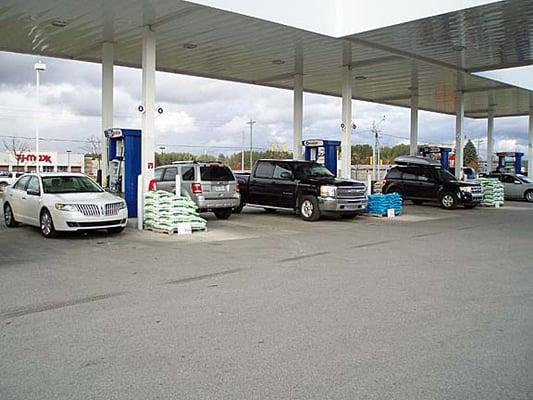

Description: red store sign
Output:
[16,153,53,164]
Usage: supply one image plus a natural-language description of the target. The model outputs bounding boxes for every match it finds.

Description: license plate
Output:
[214,186,226,192]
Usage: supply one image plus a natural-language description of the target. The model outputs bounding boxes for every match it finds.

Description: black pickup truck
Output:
[235,159,368,221]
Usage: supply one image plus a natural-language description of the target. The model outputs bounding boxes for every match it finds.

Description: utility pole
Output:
[241,130,245,172]
[247,119,256,171]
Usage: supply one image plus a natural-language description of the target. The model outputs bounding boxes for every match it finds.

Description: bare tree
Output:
[3,137,29,169]
[82,134,102,168]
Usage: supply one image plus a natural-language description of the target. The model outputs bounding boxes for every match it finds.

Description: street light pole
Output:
[247,119,256,171]
[34,60,46,173]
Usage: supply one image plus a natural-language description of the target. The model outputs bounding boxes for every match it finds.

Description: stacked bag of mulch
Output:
[144,191,207,232]
[366,193,403,216]
[475,178,504,207]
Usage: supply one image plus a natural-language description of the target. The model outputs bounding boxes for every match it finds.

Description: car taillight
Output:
[235,183,240,192]
[191,183,202,194]
[148,179,157,191]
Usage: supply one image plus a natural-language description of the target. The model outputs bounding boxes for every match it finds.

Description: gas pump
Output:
[302,139,341,176]
[105,128,142,217]
[419,145,452,169]
[496,152,523,174]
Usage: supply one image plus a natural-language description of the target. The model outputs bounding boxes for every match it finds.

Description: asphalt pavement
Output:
[1,203,532,399]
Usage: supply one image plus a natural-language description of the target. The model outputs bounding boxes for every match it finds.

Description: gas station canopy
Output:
[0,0,532,118]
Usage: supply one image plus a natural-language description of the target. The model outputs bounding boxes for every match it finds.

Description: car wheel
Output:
[213,208,232,220]
[107,226,125,234]
[440,192,457,210]
[340,212,357,219]
[40,209,58,238]
[4,203,18,227]
[387,187,403,199]
[525,190,533,203]
[299,195,320,222]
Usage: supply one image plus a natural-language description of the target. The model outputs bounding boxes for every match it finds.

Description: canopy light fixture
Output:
[183,43,198,49]
[271,59,285,65]
[51,20,68,28]
[354,75,367,81]
[453,45,467,52]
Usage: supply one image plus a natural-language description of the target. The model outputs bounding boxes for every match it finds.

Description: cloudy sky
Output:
[0,50,529,159]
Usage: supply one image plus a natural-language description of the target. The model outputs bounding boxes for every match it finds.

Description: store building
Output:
[0,151,85,173]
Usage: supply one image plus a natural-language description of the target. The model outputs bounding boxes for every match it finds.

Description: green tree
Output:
[464,140,479,169]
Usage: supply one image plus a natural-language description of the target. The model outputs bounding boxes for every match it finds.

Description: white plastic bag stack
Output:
[144,191,207,231]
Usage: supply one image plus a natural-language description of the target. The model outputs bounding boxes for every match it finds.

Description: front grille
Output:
[337,185,366,199]
[75,204,101,217]
[471,186,483,194]
[105,202,123,216]
[67,219,124,228]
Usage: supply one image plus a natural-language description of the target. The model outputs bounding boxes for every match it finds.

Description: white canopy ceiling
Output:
[0,0,531,118]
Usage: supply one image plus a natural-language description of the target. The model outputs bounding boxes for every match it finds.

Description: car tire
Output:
[107,227,125,234]
[412,200,423,205]
[233,199,245,214]
[40,209,58,238]
[440,192,458,210]
[525,190,533,203]
[4,203,18,227]
[299,195,320,222]
[340,212,357,219]
[214,208,232,220]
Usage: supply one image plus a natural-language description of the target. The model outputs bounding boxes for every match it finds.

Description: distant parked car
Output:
[383,156,484,209]
[3,173,128,238]
[0,171,25,192]
[487,173,533,202]
[152,161,241,219]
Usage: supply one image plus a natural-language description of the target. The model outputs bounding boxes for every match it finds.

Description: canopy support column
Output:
[101,42,114,187]
[455,89,465,179]
[293,73,303,160]
[341,65,352,179]
[410,94,419,156]
[486,109,494,173]
[139,26,156,229]
[529,93,533,179]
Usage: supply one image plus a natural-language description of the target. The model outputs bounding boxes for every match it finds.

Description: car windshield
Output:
[518,175,533,184]
[435,168,457,182]
[294,163,334,179]
[42,176,103,194]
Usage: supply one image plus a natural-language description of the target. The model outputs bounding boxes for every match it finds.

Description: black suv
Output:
[383,156,483,209]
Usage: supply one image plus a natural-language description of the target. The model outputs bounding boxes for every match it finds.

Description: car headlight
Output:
[119,201,127,210]
[320,185,337,198]
[55,203,78,212]
[460,187,472,193]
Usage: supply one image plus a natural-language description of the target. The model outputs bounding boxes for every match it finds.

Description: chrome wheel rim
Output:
[301,200,313,218]
[527,192,533,202]
[41,213,52,236]
[4,206,12,225]
[442,195,454,208]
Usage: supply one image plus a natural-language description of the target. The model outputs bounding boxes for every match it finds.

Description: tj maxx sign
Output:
[10,152,57,165]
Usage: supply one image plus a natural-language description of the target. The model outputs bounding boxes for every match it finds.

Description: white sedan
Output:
[2,173,128,238]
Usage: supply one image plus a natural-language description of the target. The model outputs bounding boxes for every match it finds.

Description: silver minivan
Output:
[154,161,241,219]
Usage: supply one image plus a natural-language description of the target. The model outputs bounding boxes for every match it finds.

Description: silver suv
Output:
[154,161,241,219]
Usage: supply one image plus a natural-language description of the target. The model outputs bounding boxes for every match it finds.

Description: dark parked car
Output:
[235,159,367,221]
[383,156,483,209]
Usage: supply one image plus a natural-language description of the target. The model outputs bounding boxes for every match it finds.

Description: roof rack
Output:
[171,160,223,165]
[394,155,441,166]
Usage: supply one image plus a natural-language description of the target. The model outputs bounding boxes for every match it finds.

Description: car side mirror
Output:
[279,171,293,180]
[27,188,40,196]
